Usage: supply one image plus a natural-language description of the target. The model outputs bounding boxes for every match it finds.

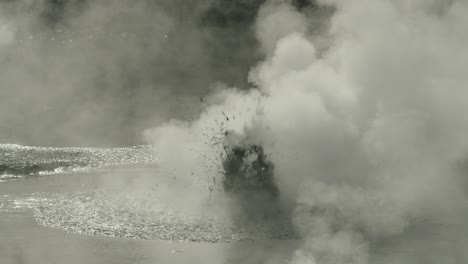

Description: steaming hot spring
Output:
[2,0,468,263]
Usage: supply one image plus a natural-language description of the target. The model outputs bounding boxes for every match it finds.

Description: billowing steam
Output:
[0,0,265,146]
[2,0,467,263]
[146,0,468,263]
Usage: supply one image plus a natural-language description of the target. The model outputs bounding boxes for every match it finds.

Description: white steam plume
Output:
[146,0,468,263]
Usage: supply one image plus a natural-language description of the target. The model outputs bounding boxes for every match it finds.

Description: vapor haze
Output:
[0,0,267,146]
[2,0,468,263]
[145,0,468,263]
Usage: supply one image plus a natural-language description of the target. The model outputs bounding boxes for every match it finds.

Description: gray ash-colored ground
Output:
[34,191,298,243]
[0,144,157,180]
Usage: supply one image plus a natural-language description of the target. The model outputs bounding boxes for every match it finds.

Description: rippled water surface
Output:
[0,145,466,264]
[0,144,157,182]
[0,170,300,264]
[0,145,298,264]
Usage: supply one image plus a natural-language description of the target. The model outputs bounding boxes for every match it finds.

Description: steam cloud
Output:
[2,0,468,263]
[146,0,468,263]
[0,0,265,146]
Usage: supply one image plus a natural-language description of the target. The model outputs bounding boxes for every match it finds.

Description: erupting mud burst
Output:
[222,144,278,199]
[221,143,282,224]
[146,0,468,262]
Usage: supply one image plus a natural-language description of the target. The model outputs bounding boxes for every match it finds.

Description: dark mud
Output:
[222,144,285,225]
